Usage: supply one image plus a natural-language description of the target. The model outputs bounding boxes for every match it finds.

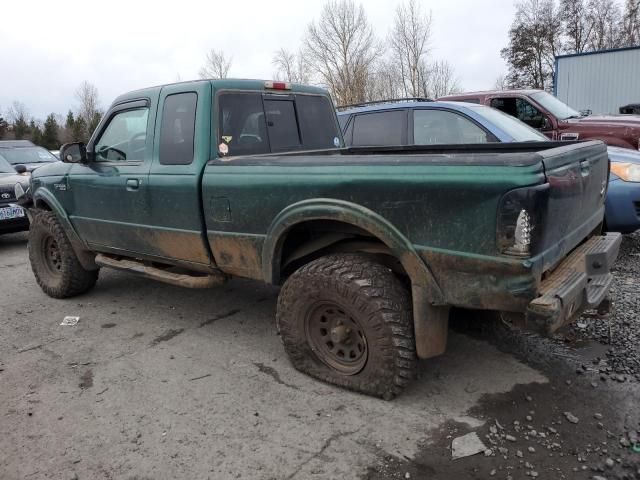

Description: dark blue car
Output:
[337,100,640,233]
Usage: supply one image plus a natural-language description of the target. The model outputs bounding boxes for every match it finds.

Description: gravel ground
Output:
[565,231,640,384]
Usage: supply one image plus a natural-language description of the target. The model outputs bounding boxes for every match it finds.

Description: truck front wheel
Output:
[277,254,417,399]
[28,211,99,298]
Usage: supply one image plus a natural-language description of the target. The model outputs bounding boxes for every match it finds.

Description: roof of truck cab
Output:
[112,79,329,105]
[438,89,543,100]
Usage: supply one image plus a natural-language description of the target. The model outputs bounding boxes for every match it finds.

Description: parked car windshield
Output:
[0,156,16,173]
[530,91,581,120]
[0,147,58,165]
[466,104,548,142]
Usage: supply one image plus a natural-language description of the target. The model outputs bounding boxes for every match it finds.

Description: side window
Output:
[263,99,301,152]
[159,93,197,165]
[515,99,545,128]
[352,110,406,146]
[95,108,149,162]
[295,95,341,150]
[413,109,491,145]
[491,97,545,129]
[218,93,269,156]
[490,97,518,118]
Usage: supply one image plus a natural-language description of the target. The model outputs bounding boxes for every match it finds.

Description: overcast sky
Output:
[1,0,516,120]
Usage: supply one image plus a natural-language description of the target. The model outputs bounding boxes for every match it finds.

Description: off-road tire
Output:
[28,210,98,298]
[276,254,417,399]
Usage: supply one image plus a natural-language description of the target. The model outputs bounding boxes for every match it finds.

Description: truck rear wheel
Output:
[28,211,98,298]
[277,254,417,399]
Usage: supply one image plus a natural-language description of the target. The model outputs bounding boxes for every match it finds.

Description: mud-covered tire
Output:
[276,254,417,399]
[28,210,98,298]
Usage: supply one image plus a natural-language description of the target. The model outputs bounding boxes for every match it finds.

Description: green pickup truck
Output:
[20,79,621,399]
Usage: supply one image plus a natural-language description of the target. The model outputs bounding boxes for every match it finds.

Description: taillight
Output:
[497,184,549,257]
[264,81,291,90]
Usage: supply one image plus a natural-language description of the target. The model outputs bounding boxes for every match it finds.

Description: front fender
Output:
[589,136,635,149]
[32,187,97,270]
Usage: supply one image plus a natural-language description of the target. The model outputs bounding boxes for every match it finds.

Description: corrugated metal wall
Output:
[555,48,640,114]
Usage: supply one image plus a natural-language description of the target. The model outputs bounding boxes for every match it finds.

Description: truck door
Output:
[66,99,155,253]
[143,82,213,266]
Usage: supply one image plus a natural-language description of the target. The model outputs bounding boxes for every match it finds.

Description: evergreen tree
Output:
[88,111,102,138]
[71,116,88,143]
[13,114,28,140]
[29,120,43,145]
[0,113,8,140]
[65,110,75,131]
[42,114,60,150]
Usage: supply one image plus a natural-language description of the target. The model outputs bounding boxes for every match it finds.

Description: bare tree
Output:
[7,101,29,124]
[272,48,311,83]
[304,0,382,105]
[561,0,594,52]
[494,74,509,90]
[199,49,233,79]
[368,60,404,101]
[390,0,432,98]
[621,0,640,46]
[587,0,623,50]
[425,60,461,98]
[75,81,101,123]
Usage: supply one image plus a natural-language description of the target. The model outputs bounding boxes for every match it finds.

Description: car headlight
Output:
[610,162,640,182]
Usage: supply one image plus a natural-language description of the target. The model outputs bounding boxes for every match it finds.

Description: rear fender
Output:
[263,199,448,359]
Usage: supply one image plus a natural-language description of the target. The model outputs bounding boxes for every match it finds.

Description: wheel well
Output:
[278,220,409,282]
[34,199,52,210]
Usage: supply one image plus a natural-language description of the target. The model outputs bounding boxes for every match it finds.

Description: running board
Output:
[95,254,228,289]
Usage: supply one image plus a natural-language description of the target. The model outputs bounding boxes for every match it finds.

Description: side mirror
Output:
[14,164,27,174]
[60,142,88,163]
[541,117,553,131]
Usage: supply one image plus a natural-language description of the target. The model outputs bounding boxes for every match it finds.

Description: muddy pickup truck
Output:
[20,79,621,399]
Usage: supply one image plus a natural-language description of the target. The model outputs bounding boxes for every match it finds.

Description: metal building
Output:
[554,46,640,115]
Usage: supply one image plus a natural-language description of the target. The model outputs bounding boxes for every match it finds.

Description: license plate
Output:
[0,206,25,220]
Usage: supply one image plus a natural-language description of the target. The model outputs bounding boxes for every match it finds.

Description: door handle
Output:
[126,178,140,191]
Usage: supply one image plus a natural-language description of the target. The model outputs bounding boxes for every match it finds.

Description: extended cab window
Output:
[95,108,149,162]
[217,92,340,157]
[413,109,491,144]
[159,93,197,165]
[352,110,406,146]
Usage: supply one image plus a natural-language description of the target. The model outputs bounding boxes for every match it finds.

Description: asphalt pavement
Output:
[1,231,638,480]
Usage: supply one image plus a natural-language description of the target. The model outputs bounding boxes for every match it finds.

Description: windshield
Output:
[0,147,58,165]
[0,156,16,173]
[530,91,581,120]
[468,105,548,142]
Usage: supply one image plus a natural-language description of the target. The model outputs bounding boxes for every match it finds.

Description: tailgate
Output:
[536,141,608,270]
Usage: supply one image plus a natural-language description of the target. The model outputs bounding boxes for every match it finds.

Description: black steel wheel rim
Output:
[305,302,368,375]
[43,236,62,275]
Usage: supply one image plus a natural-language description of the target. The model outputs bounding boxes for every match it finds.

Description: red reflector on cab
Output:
[264,81,291,90]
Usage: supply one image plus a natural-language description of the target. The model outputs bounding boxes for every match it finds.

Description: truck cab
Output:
[440,89,640,150]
